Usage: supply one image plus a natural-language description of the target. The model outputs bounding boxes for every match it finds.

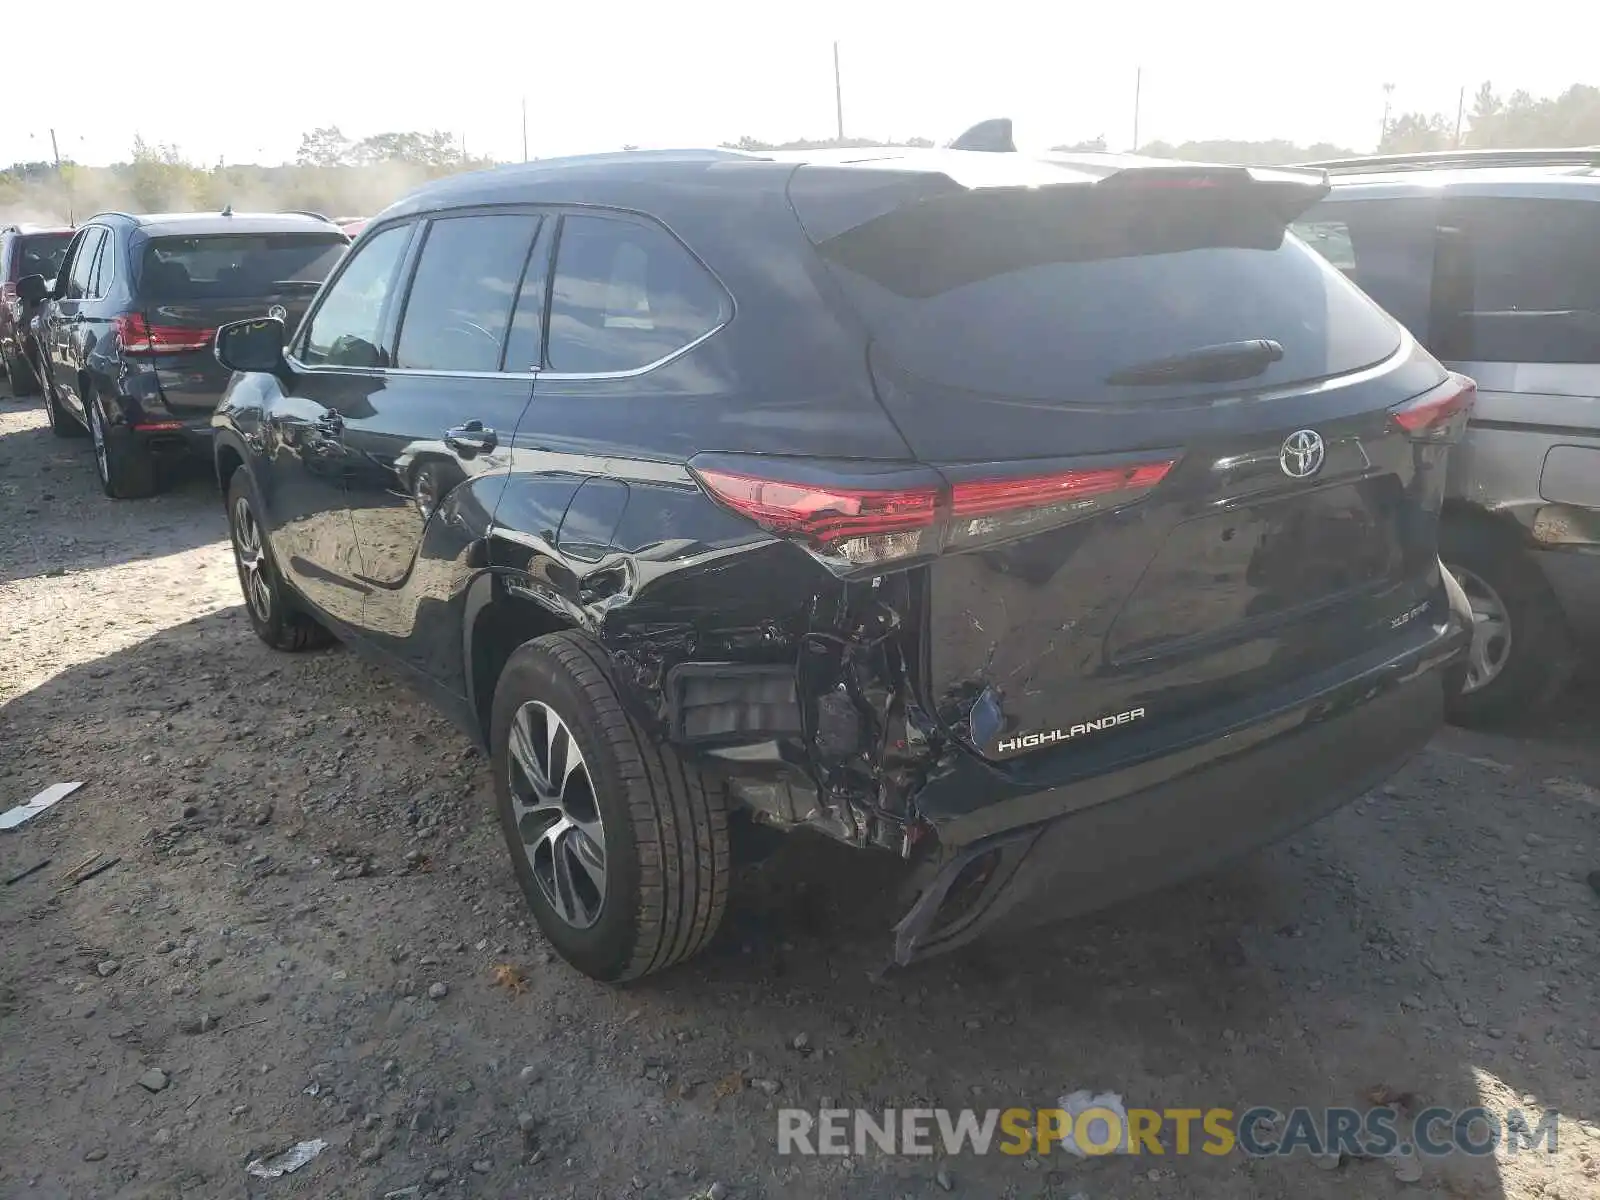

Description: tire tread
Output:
[510,631,730,980]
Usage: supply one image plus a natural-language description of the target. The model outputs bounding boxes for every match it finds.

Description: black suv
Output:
[19,211,348,497]
[211,141,1473,981]
[1,222,74,394]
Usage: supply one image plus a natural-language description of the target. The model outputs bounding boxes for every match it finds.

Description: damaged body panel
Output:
[213,144,1473,980]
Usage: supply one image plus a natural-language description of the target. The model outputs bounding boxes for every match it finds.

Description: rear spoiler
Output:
[1093,162,1331,221]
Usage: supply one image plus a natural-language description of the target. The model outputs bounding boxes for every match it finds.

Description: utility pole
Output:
[1454,85,1466,148]
[521,97,529,162]
[833,41,844,142]
[48,128,73,225]
[1380,82,1395,149]
[1132,67,1143,151]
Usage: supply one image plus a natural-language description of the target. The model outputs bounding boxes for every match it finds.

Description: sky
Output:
[3,1,1594,168]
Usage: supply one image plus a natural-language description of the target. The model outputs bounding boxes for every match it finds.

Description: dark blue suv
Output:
[209,141,1473,981]
[19,210,347,497]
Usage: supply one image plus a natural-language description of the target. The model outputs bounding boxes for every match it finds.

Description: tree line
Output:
[4,82,1597,223]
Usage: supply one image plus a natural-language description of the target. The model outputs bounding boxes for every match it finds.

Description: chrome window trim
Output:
[282,316,725,382]
[283,353,539,381]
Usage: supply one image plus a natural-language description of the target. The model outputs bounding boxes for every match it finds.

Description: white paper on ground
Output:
[0,782,84,831]
[246,1139,328,1178]
[1054,1089,1133,1156]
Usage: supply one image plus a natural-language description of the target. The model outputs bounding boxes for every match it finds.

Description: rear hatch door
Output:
[133,231,347,415]
[798,163,1459,763]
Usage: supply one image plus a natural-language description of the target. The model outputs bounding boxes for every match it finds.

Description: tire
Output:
[1440,517,1574,729]
[490,632,731,982]
[3,349,39,397]
[225,470,334,652]
[41,374,85,438]
[86,392,158,499]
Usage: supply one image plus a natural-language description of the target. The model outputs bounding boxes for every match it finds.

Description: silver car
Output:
[1293,148,1600,727]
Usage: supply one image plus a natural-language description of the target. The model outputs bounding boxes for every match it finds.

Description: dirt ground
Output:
[2,383,1599,1200]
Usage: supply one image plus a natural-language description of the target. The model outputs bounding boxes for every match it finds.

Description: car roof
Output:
[1,223,75,236]
[84,211,346,238]
[1303,149,1600,203]
[378,145,1319,222]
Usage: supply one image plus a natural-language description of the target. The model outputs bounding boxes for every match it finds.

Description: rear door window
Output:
[814,186,1403,403]
[1432,198,1600,364]
[1293,198,1442,349]
[393,213,542,373]
[64,229,104,301]
[300,223,413,368]
[139,233,347,300]
[545,214,728,374]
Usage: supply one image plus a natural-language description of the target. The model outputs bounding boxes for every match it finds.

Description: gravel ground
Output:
[2,383,1599,1200]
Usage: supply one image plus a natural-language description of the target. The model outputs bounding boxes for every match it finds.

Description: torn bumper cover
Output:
[891,618,1465,965]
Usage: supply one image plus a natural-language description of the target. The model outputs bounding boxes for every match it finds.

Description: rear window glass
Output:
[815,188,1403,402]
[16,233,72,282]
[139,233,347,300]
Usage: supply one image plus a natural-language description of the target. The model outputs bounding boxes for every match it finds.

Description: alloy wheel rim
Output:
[231,496,273,623]
[1447,564,1512,693]
[506,700,608,929]
[89,403,108,479]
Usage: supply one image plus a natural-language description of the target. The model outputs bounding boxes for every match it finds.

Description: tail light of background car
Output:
[691,454,1179,576]
[114,313,215,356]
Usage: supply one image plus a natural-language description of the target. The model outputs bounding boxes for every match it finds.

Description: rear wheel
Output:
[226,470,334,652]
[490,632,731,982]
[41,374,85,438]
[86,393,157,499]
[3,348,39,397]
[1441,517,1574,728]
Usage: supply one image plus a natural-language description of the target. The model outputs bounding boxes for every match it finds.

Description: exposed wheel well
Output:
[469,590,576,744]
[1440,498,1526,548]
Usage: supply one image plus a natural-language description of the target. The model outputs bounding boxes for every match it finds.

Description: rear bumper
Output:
[111,410,214,460]
[892,610,1469,964]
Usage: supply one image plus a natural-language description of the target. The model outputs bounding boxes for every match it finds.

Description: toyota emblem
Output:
[1279,429,1326,479]
[267,304,288,322]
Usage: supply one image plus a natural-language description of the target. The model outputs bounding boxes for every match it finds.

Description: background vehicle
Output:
[1,222,74,394]
[20,210,349,497]
[211,142,1471,982]
[1294,148,1600,727]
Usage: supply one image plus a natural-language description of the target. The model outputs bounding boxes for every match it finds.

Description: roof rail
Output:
[1298,147,1600,175]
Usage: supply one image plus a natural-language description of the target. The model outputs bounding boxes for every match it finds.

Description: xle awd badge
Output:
[1279,429,1326,479]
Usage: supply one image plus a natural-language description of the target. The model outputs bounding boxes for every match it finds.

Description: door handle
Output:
[444,420,497,456]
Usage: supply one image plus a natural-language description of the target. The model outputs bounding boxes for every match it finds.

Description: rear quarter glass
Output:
[809,185,1403,405]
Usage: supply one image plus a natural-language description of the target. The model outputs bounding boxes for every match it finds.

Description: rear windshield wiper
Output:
[270,280,323,291]
[1105,339,1284,386]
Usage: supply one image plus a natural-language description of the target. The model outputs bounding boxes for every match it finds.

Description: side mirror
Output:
[215,317,286,373]
[16,274,49,304]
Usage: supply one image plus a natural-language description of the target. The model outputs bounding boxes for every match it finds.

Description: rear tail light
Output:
[1391,373,1475,441]
[951,461,1176,517]
[691,454,1177,575]
[114,313,215,356]
[691,467,941,569]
